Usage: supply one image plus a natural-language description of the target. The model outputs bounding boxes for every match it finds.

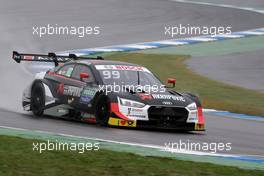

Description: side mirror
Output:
[12,51,22,63]
[167,78,176,88]
[80,72,89,80]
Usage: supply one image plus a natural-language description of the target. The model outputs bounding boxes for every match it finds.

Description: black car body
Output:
[13,51,205,131]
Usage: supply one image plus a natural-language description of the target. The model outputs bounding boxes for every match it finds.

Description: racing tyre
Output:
[95,95,110,126]
[31,82,45,116]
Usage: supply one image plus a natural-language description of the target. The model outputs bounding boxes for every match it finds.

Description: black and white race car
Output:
[13,51,205,131]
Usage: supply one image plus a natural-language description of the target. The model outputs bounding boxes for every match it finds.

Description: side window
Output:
[57,64,75,77]
[72,64,94,83]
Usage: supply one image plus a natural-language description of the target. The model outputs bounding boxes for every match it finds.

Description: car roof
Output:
[75,59,141,67]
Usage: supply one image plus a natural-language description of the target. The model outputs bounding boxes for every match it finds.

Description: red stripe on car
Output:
[197,107,205,124]
[110,103,129,120]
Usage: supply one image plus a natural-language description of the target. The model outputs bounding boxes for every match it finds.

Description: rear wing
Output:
[12,51,104,66]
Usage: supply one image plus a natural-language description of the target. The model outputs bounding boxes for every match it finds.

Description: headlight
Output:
[187,102,197,111]
[119,98,145,108]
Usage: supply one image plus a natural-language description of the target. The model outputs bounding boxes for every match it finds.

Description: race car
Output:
[12,51,205,131]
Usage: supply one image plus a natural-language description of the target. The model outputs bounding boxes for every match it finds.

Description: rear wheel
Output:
[31,82,45,116]
[95,95,110,126]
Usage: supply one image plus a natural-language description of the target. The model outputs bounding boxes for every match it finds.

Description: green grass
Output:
[140,36,264,57]
[0,135,263,176]
[103,52,264,116]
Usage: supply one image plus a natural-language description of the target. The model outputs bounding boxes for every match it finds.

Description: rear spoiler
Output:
[12,51,104,67]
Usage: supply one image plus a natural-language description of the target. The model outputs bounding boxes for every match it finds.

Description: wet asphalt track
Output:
[0,0,263,156]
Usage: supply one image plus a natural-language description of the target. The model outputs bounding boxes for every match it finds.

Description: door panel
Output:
[45,64,85,106]
[71,64,98,113]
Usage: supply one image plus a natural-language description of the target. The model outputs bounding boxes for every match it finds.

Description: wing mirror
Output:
[167,78,176,88]
[80,72,89,80]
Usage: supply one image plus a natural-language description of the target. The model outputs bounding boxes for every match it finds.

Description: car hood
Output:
[116,90,194,107]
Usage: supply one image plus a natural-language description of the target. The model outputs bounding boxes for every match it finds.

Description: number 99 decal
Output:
[102,70,120,79]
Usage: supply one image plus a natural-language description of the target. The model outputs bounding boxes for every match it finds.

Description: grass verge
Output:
[103,52,264,116]
[0,135,263,176]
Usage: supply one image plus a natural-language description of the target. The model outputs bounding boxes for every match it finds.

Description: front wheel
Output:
[95,95,110,126]
[31,82,45,116]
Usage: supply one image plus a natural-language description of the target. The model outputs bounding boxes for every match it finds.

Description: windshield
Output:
[95,65,163,87]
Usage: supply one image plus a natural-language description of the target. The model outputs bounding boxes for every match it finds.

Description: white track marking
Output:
[1,125,264,160]
[170,0,264,14]
[119,44,157,49]
[151,40,188,45]
[237,31,264,35]
[184,37,217,41]
[211,34,245,38]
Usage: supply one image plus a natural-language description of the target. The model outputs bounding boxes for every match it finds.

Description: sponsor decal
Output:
[115,65,144,71]
[195,123,205,131]
[129,115,146,118]
[79,87,97,104]
[81,87,97,96]
[64,86,82,97]
[108,117,137,127]
[128,107,144,114]
[80,96,92,104]
[118,102,149,120]
[126,108,146,119]
[152,94,185,102]
[95,65,151,73]
[139,93,153,100]
[23,55,34,60]
[57,83,82,97]
[162,101,173,105]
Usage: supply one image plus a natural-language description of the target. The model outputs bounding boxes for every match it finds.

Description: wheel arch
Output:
[183,92,202,107]
[30,79,56,107]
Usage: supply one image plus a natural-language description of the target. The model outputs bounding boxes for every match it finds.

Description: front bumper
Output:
[137,119,205,131]
[108,117,205,131]
[109,103,205,131]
